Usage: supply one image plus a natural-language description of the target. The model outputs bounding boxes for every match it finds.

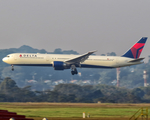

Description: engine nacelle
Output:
[52,61,70,70]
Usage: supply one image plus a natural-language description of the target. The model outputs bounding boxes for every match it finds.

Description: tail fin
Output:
[122,37,147,59]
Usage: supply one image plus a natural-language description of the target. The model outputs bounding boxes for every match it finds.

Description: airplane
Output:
[2,37,147,75]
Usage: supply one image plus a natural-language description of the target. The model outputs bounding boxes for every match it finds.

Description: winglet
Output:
[122,37,147,59]
[88,50,97,55]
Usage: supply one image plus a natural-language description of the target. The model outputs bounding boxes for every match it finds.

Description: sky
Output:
[0,0,150,60]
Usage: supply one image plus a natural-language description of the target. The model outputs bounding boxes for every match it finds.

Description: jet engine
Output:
[52,61,70,70]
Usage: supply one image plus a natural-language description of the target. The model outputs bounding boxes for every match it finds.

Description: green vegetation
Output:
[1,77,150,103]
[0,103,149,120]
[1,45,150,103]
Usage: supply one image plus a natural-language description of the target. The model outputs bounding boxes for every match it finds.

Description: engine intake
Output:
[52,61,70,70]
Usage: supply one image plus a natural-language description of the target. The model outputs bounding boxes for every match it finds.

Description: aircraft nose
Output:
[2,57,7,62]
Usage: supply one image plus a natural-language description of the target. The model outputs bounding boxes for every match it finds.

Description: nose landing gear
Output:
[11,65,14,71]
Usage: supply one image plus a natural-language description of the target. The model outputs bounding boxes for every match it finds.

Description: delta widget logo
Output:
[131,43,145,59]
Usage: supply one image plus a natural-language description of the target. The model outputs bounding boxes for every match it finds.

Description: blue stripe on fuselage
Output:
[13,64,53,67]
[80,64,114,68]
[13,64,114,69]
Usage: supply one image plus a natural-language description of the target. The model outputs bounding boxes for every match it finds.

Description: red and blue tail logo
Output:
[122,37,147,59]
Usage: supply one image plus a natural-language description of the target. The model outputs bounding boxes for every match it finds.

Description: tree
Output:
[0,77,19,95]
[107,52,116,56]
[66,94,76,102]
[132,88,145,98]
[53,48,62,54]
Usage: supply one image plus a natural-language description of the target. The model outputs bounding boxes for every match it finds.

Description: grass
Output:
[0,103,149,120]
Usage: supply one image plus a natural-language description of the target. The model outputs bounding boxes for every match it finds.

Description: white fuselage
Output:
[2,53,143,69]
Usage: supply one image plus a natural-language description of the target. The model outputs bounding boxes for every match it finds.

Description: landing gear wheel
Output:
[71,71,75,75]
[74,69,78,74]
[71,65,78,75]
[11,65,14,71]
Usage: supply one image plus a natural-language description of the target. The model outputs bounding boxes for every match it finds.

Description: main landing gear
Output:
[11,65,14,71]
[71,65,78,75]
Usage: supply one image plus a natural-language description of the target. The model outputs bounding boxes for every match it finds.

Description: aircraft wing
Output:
[65,50,97,64]
[128,58,145,62]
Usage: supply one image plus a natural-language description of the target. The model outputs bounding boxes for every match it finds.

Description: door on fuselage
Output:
[14,54,17,60]
[46,56,50,61]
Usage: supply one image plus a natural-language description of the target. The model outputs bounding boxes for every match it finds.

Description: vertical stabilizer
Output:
[122,37,147,59]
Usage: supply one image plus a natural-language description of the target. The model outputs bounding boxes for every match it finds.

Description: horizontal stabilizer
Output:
[128,58,145,62]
